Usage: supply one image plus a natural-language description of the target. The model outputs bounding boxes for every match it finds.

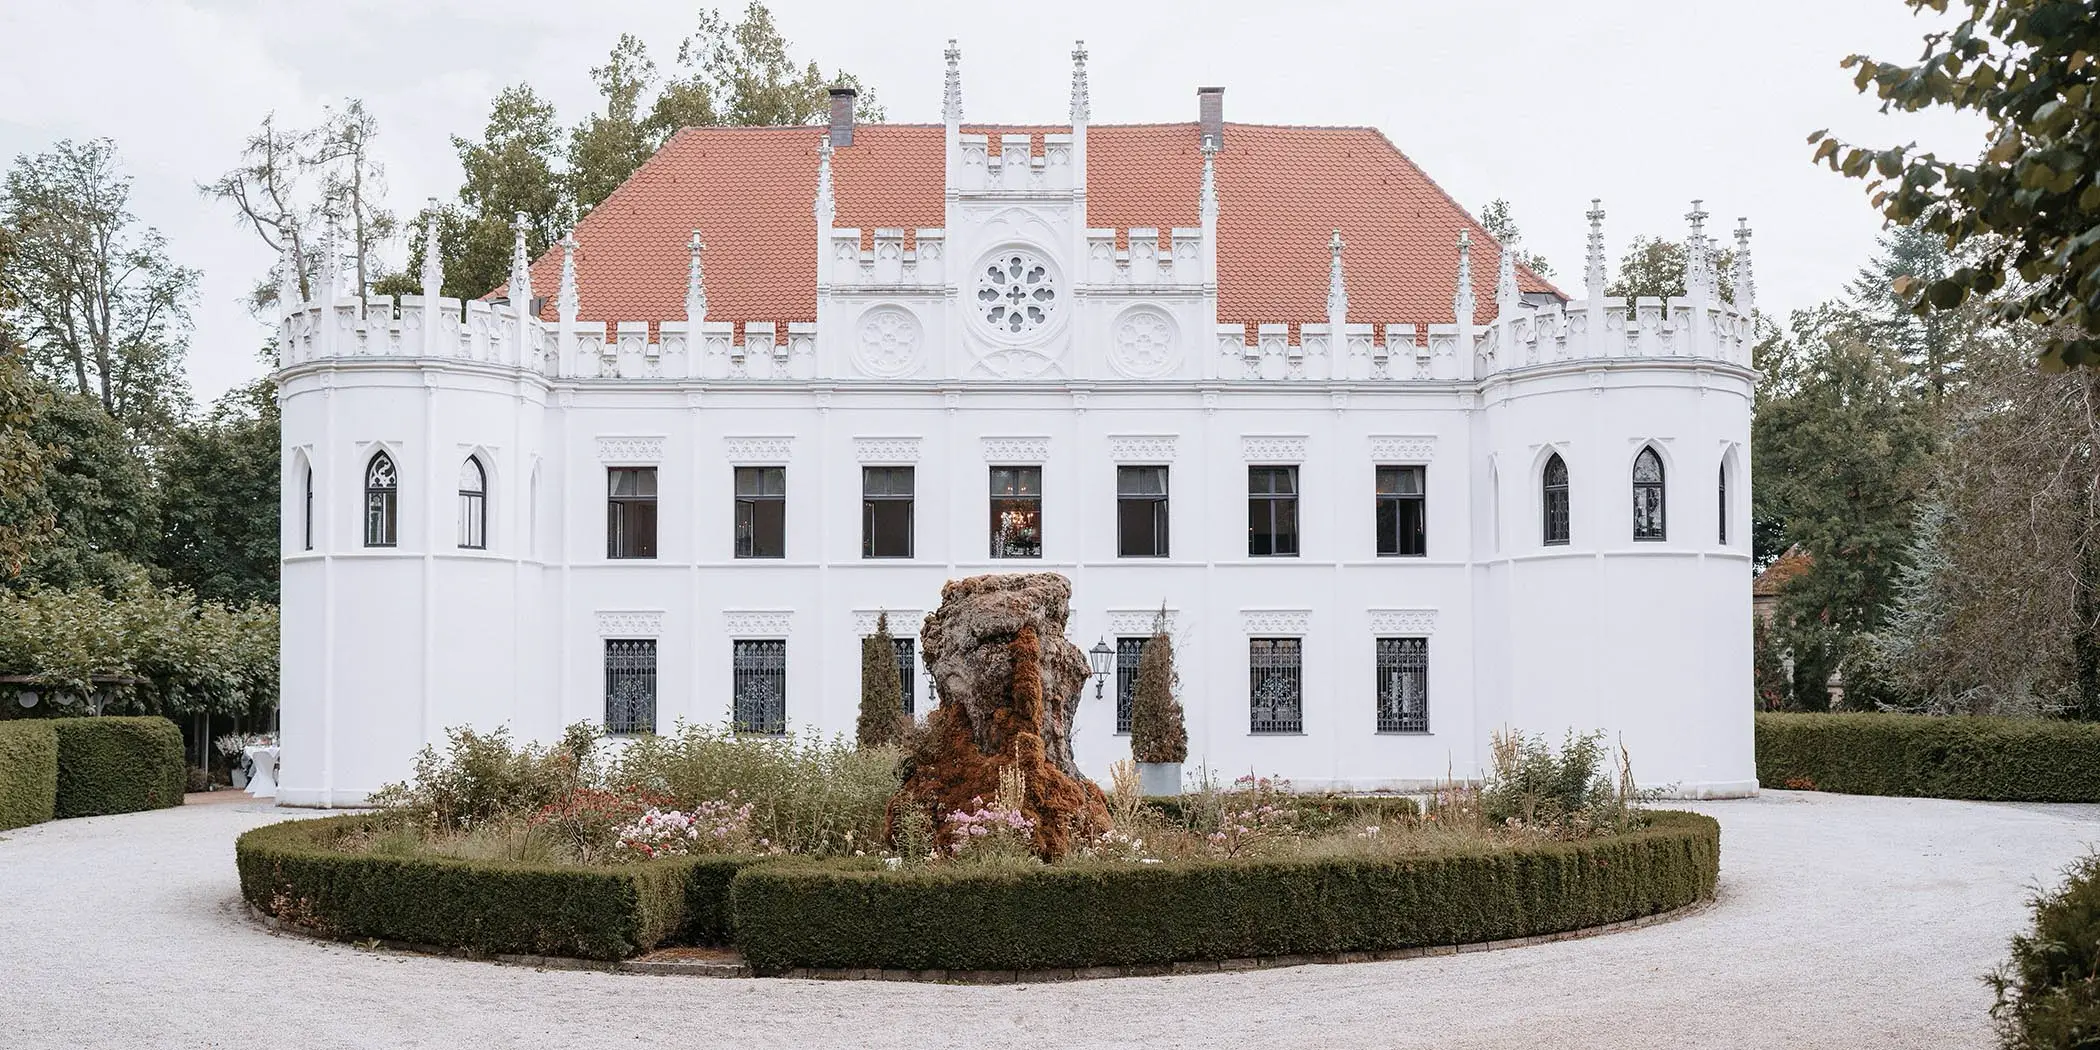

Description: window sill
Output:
[1375,553,1428,559]
[1375,730,1435,736]
[1248,731,1307,737]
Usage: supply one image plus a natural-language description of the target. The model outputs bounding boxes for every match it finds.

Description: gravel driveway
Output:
[2,790,2095,1049]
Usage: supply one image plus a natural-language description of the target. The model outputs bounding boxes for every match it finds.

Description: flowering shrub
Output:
[1203,775,1296,857]
[614,798,756,860]
[943,796,1036,858]
[530,785,671,863]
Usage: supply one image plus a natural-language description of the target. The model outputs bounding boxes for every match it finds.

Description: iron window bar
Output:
[1375,637,1430,733]
[604,638,657,735]
[1633,447,1666,541]
[1114,636,1147,734]
[733,638,787,735]
[364,451,398,548]
[1249,637,1303,733]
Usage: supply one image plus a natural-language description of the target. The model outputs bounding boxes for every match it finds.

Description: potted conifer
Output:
[857,611,908,749]
[1128,609,1188,796]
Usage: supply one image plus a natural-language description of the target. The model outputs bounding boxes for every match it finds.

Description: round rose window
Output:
[975,251,1058,337]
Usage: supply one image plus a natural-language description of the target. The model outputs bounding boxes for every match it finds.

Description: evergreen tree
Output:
[1128,610,1187,765]
[856,610,906,749]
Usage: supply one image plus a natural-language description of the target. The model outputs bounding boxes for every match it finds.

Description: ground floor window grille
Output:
[891,636,917,716]
[1376,637,1429,733]
[1249,637,1303,734]
[733,639,787,735]
[604,639,657,735]
[1114,636,1147,734]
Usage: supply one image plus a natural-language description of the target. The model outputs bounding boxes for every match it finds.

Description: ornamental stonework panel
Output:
[723,436,794,464]
[1107,434,1177,463]
[1108,306,1180,379]
[1367,609,1438,635]
[596,436,665,463]
[595,610,665,637]
[854,437,922,464]
[723,610,795,637]
[852,306,923,379]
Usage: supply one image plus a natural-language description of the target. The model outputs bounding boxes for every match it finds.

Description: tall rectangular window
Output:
[607,467,658,559]
[891,636,917,717]
[1376,637,1429,733]
[1248,466,1300,557]
[1375,465,1426,557]
[734,466,786,558]
[989,466,1043,558]
[1117,466,1169,557]
[458,458,487,550]
[1250,637,1303,733]
[604,639,656,735]
[732,639,787,735]
[862,467,914,558]
[1114,636,1148,734]
[302,464,313,551]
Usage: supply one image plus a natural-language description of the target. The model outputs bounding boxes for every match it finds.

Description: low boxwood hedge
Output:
[52,716,186,818]
[0,721,59,831]
[730,810,1718,974]
[1756,712,2100,802]
[235,816,757,960]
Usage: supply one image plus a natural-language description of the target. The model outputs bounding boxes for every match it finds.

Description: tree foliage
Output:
[1607,236,1734,304]
[0,349,55,580]
[659,3,884,131]
[438,84,566,301]
[155,379,281,606]
[1809,0,2100,370]
[1477,199,1555,279]
[569,34,661,217]
[13,385,159,593]
[856,611,906,750]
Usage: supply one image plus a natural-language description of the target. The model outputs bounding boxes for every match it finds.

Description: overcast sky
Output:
[0,0,1984,404]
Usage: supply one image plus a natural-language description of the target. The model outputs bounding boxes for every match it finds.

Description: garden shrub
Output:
[612,723,900,856]
[52,716,185,818]
[729,810,1718,974]
[1128,624,1187,765]
[0,720,58,830]
[1990,854,2100,1048]
[1756,713,2100,801]
[370,723,598,833]
[856,611,907,749]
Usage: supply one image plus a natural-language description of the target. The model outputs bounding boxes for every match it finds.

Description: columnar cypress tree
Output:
[1129,610,1187,765]
[856,610,906,749]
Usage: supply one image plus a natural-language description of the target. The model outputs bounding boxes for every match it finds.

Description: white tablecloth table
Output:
[242,745,280,799]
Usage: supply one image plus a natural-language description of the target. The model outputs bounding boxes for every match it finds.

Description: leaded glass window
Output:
[302,460,314,551]
[1114,636,1147,734]
[604,639,656,735]
[989,466,1042,558]
[1375,465,1426,557]
[1116,466,1169,557]
[1633,447,1666,541]
[1542,453,1570,546]
[1376,637,1429,733]
[732,639,787,735]
[735,466,786,559]
[364,451,397,548]
[1248,466,1299,557]
[1250,638,1303,734]
[458,457,487,550]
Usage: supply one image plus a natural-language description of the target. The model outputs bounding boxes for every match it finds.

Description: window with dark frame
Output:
[862,467,914,558]
[1376,637,1429,733]
[1248,466,1300,557]
[364,451,398,548]
[732,638,787,735]
[891,636,917,717]
[302,461,313,551]
[1718,461,1728,544]
[734,466,786,558]
[458,457,487,550]
[607,467,658,559]
[604,639,656,735]
[1249,637,1303,733]
[1633,447,1666,541]
[1375,465,1426,557]
[1116,466,1169,557]
[989,465,1042,558]
[1114,636,1147,734]
[1543,453,1570,546]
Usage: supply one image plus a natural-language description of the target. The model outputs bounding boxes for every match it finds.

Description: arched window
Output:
[1633,447,1666,541]
[302,457,314,551]
[364,451,398,548]
[1542,453,1570,546]
[1717,461,1728,545]
[459,457,487,550]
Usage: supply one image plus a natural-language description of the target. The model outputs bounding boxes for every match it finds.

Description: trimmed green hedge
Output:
[235,816,757,960]
[0,721,58,831]
[1756,712,2100,801]
[52,716,186,818]
[730,811,1718,974]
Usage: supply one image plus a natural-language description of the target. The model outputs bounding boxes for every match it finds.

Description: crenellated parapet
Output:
[955,132,1077,193]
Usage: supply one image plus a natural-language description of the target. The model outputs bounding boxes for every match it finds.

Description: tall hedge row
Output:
[0,721,59,831]
[1756,713,2100,801]
[729,811,1718,974]
[52,716,187,818]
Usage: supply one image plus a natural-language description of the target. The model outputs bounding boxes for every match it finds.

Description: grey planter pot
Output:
[1137,761,1183,798]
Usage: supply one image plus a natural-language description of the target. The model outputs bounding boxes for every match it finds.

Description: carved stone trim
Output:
[1369,434,1438,463]
[1367,608,1439,635]
[1241,435,1309,463]
[596,435,665,464]
[852,609,926,637]
[723,436,794,464]
[596,610,665,637]
[1240,609,1311,635]
[1106,434,1177,463]
[980,436,1050,463]
[1106,608,1180,637]
[723,610,794,637]
[854,437,922,464]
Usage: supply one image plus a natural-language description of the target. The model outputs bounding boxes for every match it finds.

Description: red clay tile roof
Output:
[1753,547,1813,597]
[509,122,1557,334]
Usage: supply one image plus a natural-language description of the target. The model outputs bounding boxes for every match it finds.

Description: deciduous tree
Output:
[155,378,281,606]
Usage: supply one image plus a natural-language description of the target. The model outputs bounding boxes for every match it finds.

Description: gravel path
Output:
[2,790,2096,1049]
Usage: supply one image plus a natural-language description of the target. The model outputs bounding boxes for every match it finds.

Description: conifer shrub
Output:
[857,612,908,750]
[1990,854,2100,1048]
[1128,621,1187,765]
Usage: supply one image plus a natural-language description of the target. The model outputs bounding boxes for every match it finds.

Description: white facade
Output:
[275,49,1758,805]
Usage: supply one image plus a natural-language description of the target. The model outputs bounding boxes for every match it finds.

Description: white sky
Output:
[0,0,1983,404]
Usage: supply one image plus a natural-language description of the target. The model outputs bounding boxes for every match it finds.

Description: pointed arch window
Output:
[1633,447,1666,541]
[1542,453,1570,546]
[459,457,487,550]
[364,451,398,548]
[302,458,314,551]
[1717,461,1728,545]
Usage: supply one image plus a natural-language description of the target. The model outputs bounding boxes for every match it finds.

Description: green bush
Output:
[730,810,1718,974]
[52,716,185,818]
[236,815,759,960]
[0,720,58,831]
[611,724,900,856]
[1990,854,2100,1048]
[1756,713,2100,801]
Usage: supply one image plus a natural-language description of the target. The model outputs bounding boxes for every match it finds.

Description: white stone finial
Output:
[1495,236,1520,315]
[942,39,963,125]
[419,197,444,302]
[685,229,707,324]
[1327,229,1348,326]
[1453,229,1475,324]
[1200,139,1219,219]
[1069,40,1090,125]
[557,232,579,323]
[1733,217,1756,316]
[318,221,341,304]
[509,210,533,311]
[1684,200,1709,301]
[1584,198,1607,297]
[815,135,835,221]
[276,238,301,316]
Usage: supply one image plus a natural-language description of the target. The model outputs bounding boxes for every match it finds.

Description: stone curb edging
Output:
[244,896,1714,983]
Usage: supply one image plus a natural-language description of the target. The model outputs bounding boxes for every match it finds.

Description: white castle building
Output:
[275,43,1758,805]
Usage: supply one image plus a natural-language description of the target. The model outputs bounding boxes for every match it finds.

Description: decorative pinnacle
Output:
[1584,198,1607,293]
[685,229,707,324]
[815,135,835,219]
[1200,139,1218,219]
[419,197,444,299]
[509,210,532,307]
[319,221,341,302]
[557,232,579,321]
[1327,229,1348,324]
[1453,229,1476,323]
[1069,40,1090,125]
[1495,235,1519,313]
[1685,200,1710,299]
[942,39,963,124]
[1733,217,1756,313]
[276,238,302,315]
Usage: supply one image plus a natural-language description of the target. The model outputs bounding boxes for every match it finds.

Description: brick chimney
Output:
[828,86,858,147]
[1198,86,1224,148]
